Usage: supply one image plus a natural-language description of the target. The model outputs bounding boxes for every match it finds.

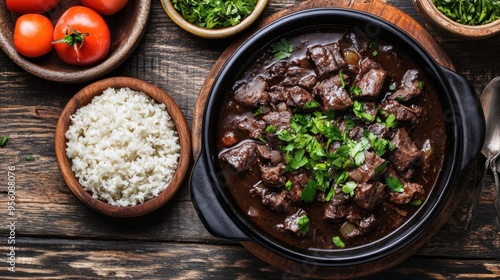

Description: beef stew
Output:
[216,29,446,250]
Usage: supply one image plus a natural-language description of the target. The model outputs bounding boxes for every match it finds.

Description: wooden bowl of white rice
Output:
[55,77,191,217]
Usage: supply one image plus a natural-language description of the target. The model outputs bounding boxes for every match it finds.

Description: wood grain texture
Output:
[0,0,499,278]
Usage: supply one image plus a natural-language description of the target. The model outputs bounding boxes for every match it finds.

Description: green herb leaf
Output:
[301,180,317,202]
[389,82,397,91]
[353,101,375,122]
[374,161,388,175]
[342,181,357,196]
[285,180,293,191]
[172,0,257,29]
[270,37,294,60]
[265,125,277,134]
[254,106,264,116]
[350,85,362,96]
[297,215,310,235]
[332,236,346,248]
[433,0,500,25]
[303,100,319,109]
[0,135,8,147]
[383,114,398,129]
[386,176,405,192]
[324,187,335,201]
[26,155,34,161]
[339,71,346,88]
[410,199,422,206]
[418,80,425,90]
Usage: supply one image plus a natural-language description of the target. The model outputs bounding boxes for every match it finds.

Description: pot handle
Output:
[441,66,485,173]
[189,155,250,241]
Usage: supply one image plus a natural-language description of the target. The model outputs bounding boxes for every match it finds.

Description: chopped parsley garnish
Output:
[324,187,336,201]
[26,156,34,161]
[297,215,310,234]
[381,114,398,129]
[303,100,319,109]
[172,0,257,29]
[418,80,425,90]
[410,199,422,206]
[372,50,378,57]
[270,37,294,60]
[332,236,346,248]
[254,106,264,116]
[374,161,388,175]
[339,71,346,88]
[341,181,357,196]
[265,125,277,134]
[285,180,293,191]
[350,85,362,96]
[386,176,405,192]
[389,82,397,91]
[0,135,8,147]
[353,101,375,122]
[433,0,500,25]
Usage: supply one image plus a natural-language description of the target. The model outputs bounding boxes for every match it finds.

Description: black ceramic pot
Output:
[190,8,485,274]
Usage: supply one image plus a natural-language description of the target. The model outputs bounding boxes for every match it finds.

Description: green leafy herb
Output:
[339,71,346,88]
[270,37,294,60]
[172,0,257,29]
[369,41,379,50]
[342,181,357,196]
[372,50,378,57]
[418,80,425,90]
[254,106,264,116]
[353,101,375,122]
[410,199,423,206]
[324,187,336,201]
[389,82,397,91]
[350,85,362,96]
[285,180,293,191]
[332,236,346,248]
[386,176,405,192]
[297,215,310,235]
[301,180,317,202]
[303,100,319,109]
[433,0,500,25]
[265,125,277,134]
[0,135,8,147]
[374,161,388,175]
[26,155,34,161]
[383,114,398,129]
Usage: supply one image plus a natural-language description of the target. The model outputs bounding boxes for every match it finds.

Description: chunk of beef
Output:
[349,151,387,183]
[347,126,364,141]
[324,204,348,223]
[378,201,408,230]
[363,102,378,120]
[266,61,288,81]
[260,163,287,187]
[340,214,381,239]
[390,128,421,171]
[287,86,314,107]
[356,59,387,99]
[229,112,266,139]
[353,182,386,211]
[233,76,269,107]
[250,183,290,212]
[268,85,291,105]
[256,144,282,165]
[420,139,434,173]
[262,110,292,130]
[345,204,369,225]
[287,172,310,203]
[282,66,318,89]
[345,31,370,53]
[387,69,423,102]
[389,181,424,205]
[368,123,390,139]
[314,75,353,110]
[219,141,257,172]
[380,100,424,123]
[307,43,346,77]
[280,209,308,237]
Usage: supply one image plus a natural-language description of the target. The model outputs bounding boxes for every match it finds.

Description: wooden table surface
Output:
[1,0,499,279]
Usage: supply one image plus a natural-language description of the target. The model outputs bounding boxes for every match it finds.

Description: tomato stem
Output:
[52,26,89,62]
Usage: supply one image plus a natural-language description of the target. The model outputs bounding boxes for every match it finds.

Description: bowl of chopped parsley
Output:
[413,0,500,39]
[161,0,268,39]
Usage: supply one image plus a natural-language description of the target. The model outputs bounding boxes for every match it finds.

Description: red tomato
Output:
[14,14,54,58]
[53,6,111,66]
[6,0,60,14]
[80,0,129,16]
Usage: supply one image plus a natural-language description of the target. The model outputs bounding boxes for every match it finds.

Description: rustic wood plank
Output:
[1,237,498,279]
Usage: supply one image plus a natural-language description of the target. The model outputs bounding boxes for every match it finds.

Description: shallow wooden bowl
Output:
[413,0,500,39]
[0,0,150,83]
[54,77,192,217]
[160,0,268,39]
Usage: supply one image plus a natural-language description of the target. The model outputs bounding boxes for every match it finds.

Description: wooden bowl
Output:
[413,0,500,39]
[54,77,192,217]
[0,0,150,83]
[160,0,268,39]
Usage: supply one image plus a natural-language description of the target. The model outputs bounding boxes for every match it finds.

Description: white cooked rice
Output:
[65,87,180,207]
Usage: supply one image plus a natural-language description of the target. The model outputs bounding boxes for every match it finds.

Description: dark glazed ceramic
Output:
[190,8,484,271]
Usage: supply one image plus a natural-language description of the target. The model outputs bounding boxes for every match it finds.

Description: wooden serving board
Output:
[191,0,457,278]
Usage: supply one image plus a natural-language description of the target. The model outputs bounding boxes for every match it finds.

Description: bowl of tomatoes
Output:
[0,0,150,83]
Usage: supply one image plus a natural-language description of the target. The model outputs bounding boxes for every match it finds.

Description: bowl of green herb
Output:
[413,0,500,39]
[161,0,268,39]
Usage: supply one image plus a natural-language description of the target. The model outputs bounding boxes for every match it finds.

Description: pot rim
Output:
[200,8,468,265]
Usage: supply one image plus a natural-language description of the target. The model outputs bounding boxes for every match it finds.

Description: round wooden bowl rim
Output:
[161,0,268,39]
[0,0,151,83]
[54,77,192,217]
[414,0,500,38]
